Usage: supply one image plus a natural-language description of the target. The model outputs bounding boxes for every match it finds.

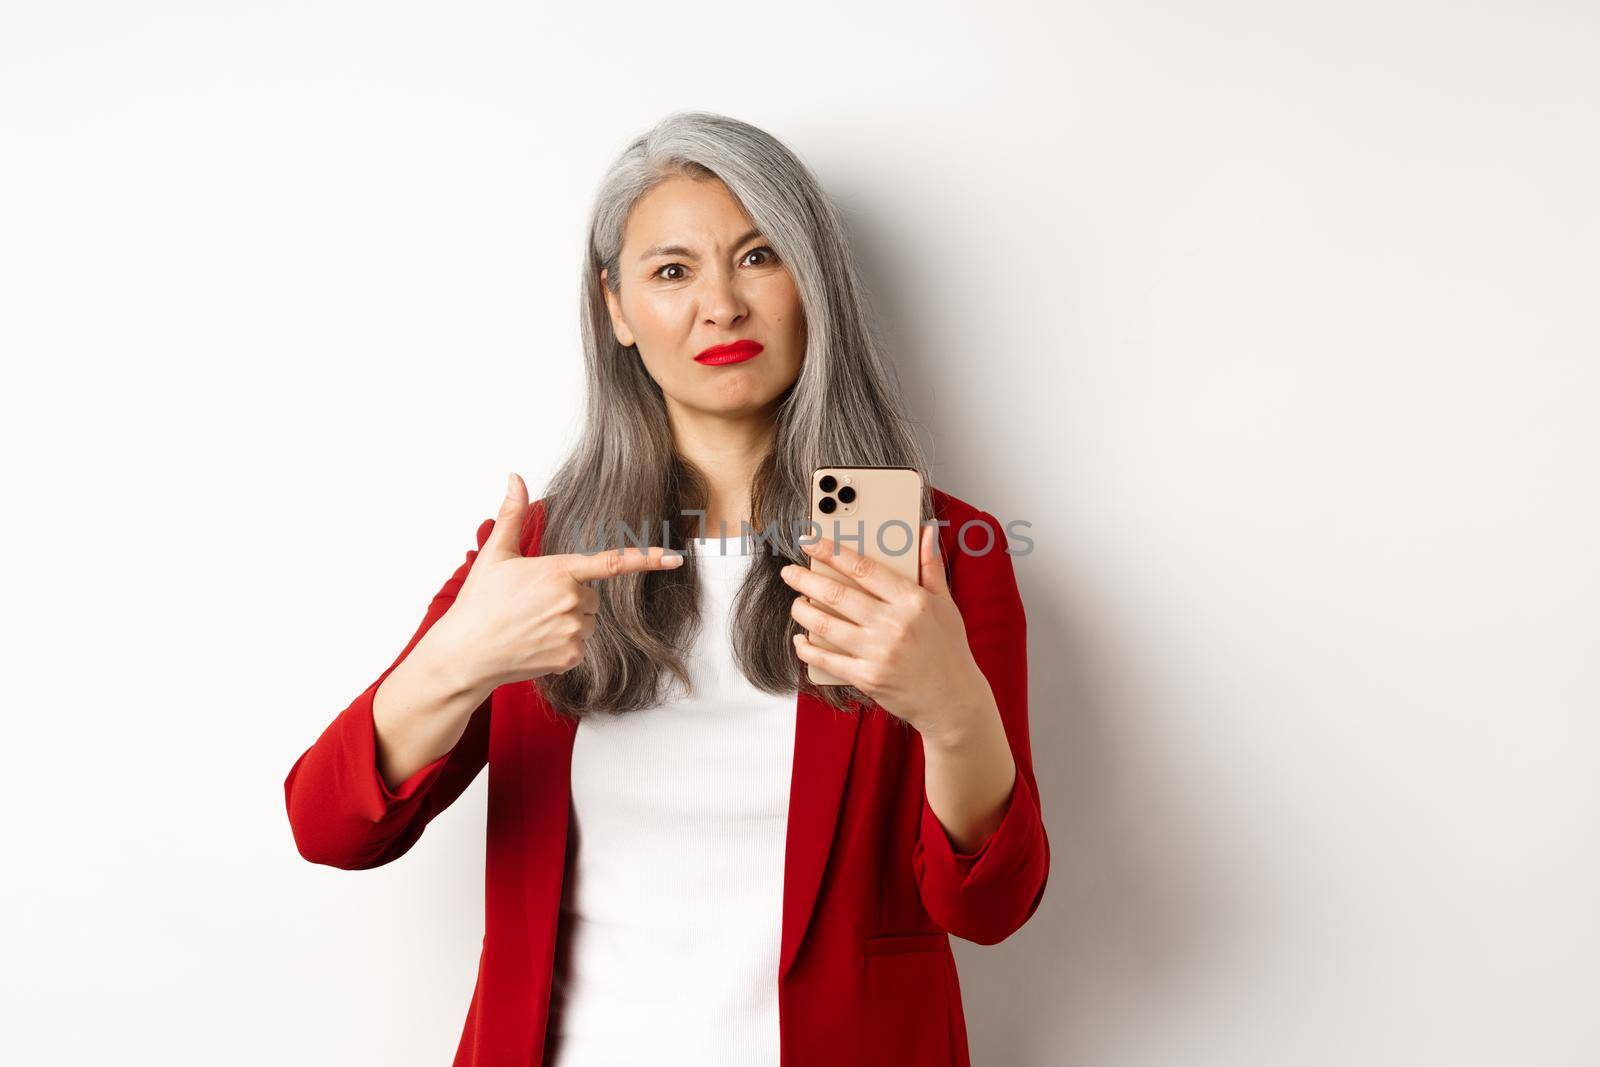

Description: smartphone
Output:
[804,466,924,686]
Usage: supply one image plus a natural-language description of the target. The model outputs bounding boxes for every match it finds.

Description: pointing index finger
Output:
[564,545,684,585]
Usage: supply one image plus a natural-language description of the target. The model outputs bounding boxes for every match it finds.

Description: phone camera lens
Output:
[837,485,856,504]
[818,496,837,514]
[818,474,837,493]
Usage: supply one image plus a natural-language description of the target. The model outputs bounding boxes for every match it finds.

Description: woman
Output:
[284,110,1049,1067]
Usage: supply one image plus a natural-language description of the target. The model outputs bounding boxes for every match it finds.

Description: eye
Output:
[650,247,778,282]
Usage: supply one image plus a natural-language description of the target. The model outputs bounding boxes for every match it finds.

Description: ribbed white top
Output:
[545,536,797,1066]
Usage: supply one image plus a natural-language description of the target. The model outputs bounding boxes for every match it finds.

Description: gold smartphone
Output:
[804,466,924,686]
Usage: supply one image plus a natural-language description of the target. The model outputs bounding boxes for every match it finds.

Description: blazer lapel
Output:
[779,689,862,981]
[522,696,577,1004]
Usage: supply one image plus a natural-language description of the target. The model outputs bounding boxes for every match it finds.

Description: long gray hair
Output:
[535,110,934,719]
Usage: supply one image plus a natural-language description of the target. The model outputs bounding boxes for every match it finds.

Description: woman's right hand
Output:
[437,472,684,690]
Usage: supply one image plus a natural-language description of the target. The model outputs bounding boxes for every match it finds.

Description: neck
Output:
[667,400,776,540]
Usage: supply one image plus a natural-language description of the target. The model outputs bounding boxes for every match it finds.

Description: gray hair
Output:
[535,110,933,718]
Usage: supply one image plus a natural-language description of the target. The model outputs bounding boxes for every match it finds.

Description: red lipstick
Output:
[695,339,764,365]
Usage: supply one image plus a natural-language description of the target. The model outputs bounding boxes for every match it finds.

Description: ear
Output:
[600,268,636,348]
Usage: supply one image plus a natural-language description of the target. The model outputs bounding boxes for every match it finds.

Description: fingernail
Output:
[506,472,516,495]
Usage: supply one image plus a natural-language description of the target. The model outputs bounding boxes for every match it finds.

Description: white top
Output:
[545,535,798,1067]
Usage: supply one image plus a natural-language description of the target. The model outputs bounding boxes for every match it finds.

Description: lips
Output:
[694,340,764,365]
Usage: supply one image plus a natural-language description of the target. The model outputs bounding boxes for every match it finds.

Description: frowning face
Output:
[601,176,806,425]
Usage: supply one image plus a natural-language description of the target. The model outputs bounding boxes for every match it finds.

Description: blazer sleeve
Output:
[912,508,1051,945]
[283,516,500,871]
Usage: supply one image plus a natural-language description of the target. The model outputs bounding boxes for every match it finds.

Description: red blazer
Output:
[284,485,1049,1066]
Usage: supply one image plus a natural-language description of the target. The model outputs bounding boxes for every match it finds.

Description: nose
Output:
[698,268,749,328]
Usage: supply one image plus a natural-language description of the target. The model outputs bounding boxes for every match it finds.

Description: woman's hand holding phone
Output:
[781,525,993,744]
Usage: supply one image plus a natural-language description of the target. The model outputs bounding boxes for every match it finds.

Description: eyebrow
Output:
[638,227,765,263]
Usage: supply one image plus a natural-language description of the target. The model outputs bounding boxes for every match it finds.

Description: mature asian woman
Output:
[283,109,1049,1067]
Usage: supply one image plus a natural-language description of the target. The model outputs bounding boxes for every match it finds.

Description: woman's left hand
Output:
[781,524,995,741]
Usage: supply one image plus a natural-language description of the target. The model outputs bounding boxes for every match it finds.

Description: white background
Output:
[3,2,1596,1064]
